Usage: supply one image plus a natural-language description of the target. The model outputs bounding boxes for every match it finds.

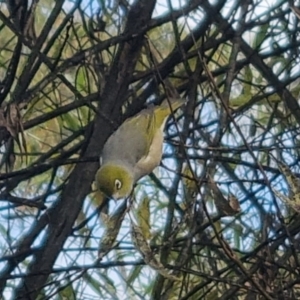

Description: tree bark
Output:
[13,1,156,298]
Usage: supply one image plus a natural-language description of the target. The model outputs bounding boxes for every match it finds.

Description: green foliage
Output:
[0,0,300,299]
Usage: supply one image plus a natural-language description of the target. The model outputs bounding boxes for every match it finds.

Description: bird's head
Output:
[95,164,134,200]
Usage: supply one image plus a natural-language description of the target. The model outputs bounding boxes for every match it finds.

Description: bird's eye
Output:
[115,179,122,190]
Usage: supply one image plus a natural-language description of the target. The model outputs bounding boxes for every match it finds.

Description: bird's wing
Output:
[102,99,184,178]
[102,109,155,168]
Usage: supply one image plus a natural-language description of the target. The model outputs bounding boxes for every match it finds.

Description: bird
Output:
[95,98,185,199]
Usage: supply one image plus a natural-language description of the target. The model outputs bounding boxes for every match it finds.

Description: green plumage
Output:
[95,98,185,199]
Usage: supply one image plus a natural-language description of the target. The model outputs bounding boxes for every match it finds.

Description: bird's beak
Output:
[112,192,120,201]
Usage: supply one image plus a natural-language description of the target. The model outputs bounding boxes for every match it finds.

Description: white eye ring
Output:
[115,179,122,190]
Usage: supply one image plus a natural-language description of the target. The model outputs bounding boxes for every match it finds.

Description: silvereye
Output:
[95,98,185,199]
